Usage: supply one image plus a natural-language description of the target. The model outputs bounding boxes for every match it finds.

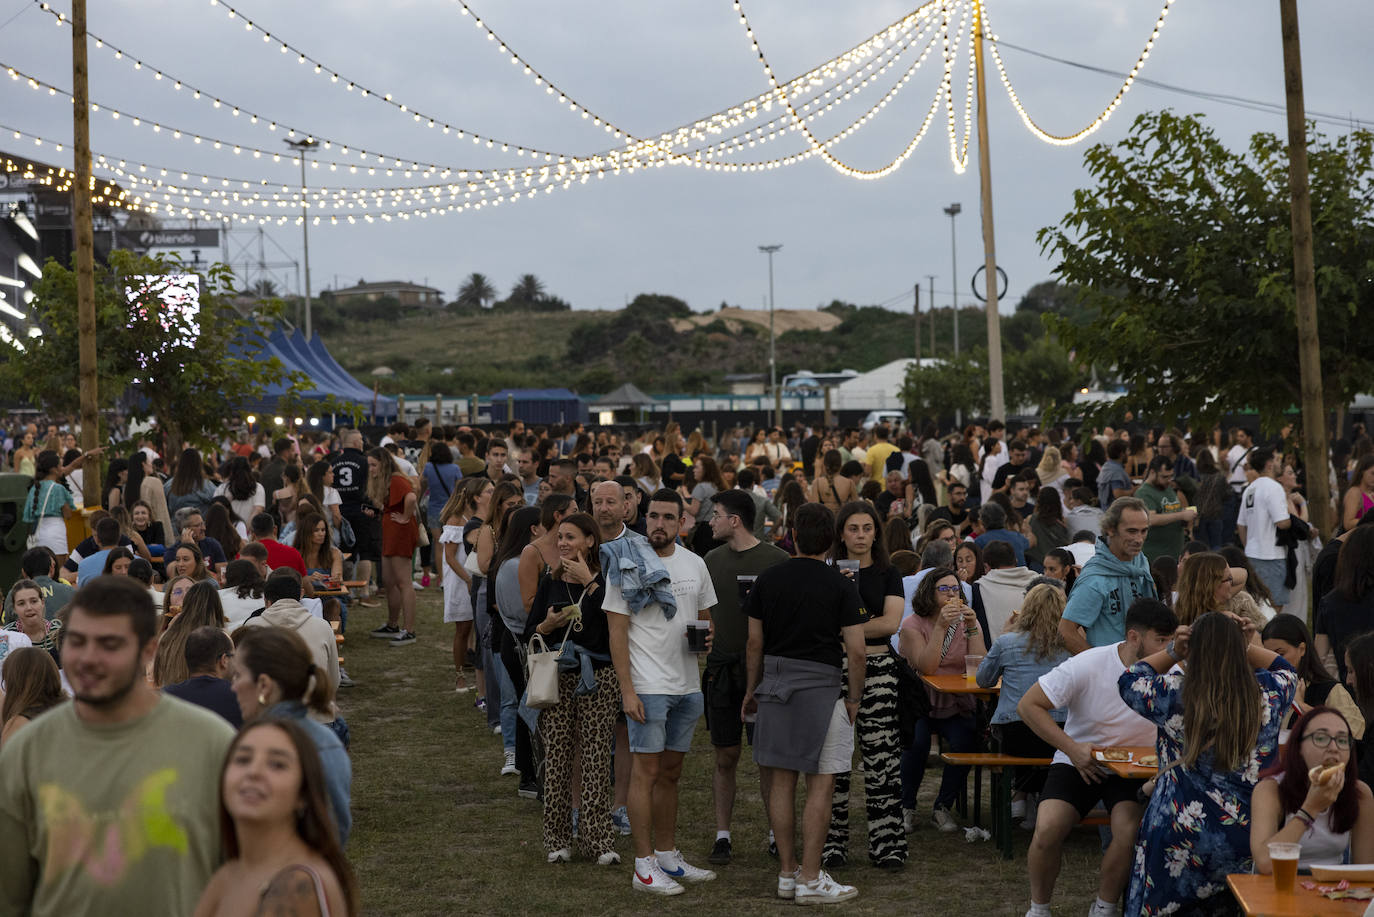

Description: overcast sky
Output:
[2,0,1370,319]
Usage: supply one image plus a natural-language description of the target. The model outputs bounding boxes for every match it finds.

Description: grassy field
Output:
[341,586,1105,916]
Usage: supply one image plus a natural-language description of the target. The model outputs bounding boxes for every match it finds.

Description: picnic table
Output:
[916,672,1000,697]
[1226,874,1370,916]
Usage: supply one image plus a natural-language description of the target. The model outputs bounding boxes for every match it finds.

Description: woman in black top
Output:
[531,512,620,866]
[824,501,906,870]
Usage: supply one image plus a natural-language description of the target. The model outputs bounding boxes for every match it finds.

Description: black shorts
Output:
[702,659,754,748]
[343,508,380,562]
[1041,763,1144,819]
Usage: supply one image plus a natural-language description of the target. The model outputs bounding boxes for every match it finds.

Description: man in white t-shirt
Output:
[1236,447,1294,611]
[606,490,719,896]
[1016,597,1178,917]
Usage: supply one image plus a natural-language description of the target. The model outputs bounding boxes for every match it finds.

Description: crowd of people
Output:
[2,413,1374,913]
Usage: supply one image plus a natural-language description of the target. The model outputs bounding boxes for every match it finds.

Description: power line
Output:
[996,40,1369,130]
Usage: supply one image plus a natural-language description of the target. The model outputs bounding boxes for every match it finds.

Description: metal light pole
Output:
[943,203,961,355]
[284,138,318,338]
[926,274,936,356]
[759,244,782,428]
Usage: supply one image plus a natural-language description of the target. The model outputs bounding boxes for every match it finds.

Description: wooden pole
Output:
[1279,0,1331,536]
[72,0,99,507]
[973,1,1005,421]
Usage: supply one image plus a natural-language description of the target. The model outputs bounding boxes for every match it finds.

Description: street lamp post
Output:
[758,244,782,429]
[943,203,961,355]
[284,138,318,338]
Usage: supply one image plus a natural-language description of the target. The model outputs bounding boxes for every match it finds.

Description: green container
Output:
[0,472,35,595]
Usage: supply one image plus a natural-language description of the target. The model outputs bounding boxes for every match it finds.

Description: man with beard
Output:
[0,576,234,915]
[606,489,719,895]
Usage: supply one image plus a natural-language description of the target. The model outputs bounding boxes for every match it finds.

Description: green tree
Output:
[1039,111,1374,433]
[456,272,496,309]
[900,351,990,423]
[0,250,318,449]
[1005,335,1089,416]
[509,273,546,306]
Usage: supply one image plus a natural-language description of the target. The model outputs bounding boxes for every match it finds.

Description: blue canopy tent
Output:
[232,326,396,423]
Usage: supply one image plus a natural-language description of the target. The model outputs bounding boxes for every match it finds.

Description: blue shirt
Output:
[75,549,112,586]
[974,528,1030,567]
[266,701,353,846]
[977,631,1069,724]
[423,462,462,518]
[1097,460,1132,510]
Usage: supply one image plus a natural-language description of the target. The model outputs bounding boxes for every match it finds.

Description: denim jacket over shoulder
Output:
[599,530,678,621]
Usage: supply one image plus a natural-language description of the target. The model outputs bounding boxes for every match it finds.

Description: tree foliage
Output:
[1038,111,1374,433]
[456,272,496,309]
[0,250,316,448]
[900,351,989,423]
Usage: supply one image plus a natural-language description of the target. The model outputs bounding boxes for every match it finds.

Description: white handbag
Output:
[525,631,564,709]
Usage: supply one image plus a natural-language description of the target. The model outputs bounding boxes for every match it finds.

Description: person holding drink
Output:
[898,565,986,833]
[1117,611,1297,916]
[1250,706,1374,880]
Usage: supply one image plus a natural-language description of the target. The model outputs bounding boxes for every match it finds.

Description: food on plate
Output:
[1137,754,1159,768]
[1098,749,1132,762]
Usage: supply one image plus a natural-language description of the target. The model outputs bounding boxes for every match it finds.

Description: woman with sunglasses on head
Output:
[1251,706,1374,873]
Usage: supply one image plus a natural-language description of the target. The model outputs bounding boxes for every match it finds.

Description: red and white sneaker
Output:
[632,860,685,896]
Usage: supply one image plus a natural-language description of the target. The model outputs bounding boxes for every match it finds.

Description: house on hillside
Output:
[329,279,444,309]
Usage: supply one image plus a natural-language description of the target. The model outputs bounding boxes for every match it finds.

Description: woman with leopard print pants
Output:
[532,513,621,865]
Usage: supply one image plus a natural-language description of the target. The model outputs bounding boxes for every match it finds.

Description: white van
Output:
[861,410,907,432]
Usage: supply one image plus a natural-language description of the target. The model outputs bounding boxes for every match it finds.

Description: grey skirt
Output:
[753,655,843,774]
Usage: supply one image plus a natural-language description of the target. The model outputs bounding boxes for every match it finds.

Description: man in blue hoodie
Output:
[1058,497,1156,653]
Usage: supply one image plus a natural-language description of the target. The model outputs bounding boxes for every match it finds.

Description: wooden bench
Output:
[941,753,1052,859]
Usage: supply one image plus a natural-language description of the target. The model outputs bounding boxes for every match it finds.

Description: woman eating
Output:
[1251,706,1374,873]
[1118,611,1297,915]
[192,718,357,916]
[531,512,618,866]
[899,565,986,833]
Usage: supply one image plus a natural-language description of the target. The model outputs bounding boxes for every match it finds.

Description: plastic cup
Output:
[964,654,984,682]
[685,619,710,653]
[837,559,860,577]
[737,575,757,606]
[1268,842,1300,893]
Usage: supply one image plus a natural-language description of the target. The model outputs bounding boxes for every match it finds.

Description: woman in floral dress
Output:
[1118,611,1298,916]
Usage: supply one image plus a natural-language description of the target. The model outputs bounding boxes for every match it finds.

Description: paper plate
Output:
[1309,864,1374,881]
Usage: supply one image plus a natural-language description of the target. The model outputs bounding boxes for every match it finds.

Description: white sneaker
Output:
[632,860,685,896]
[795,870,858,905]
[596,851,621,866]
[902,807,918,834]
[1087,900,1121,917]
[656,851,716,884]
[492,724,502,736]
[777,868,800,900]
[546,847,571,864]
[500,750,517,776]
[932,807,959,833]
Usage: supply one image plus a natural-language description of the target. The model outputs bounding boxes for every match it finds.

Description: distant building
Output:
[329,279,444,309]
[724,373,766,396]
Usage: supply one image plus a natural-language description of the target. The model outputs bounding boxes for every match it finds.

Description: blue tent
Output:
[488,388,587,425]
[232,326,396,421]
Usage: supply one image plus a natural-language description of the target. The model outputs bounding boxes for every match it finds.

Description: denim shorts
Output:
[627,692,705,754]
[1250,557,1291,607]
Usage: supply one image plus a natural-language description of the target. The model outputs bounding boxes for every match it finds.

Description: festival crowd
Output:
[2,414,1374,914]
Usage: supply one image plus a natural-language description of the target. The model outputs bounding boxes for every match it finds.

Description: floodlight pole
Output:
[285,138,318,339]
[72,0,99,504]
[759,244,782,429]
[943,203,961,356]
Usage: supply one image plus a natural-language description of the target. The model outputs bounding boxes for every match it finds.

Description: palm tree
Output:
[457,272,496,309]
[510,273,545,305]
[249,278,279,298]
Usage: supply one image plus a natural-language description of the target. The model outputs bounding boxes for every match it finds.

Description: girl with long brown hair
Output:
[367,447,418,645]
[0,646,65,747]
[1172,551,1233,625]
[1118,611,1298,915]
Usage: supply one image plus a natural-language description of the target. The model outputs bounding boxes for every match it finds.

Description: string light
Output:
[982,0,1177,145]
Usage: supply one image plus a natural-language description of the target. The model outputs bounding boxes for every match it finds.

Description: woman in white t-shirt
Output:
[307,461,344,532]
[215,457,267,529]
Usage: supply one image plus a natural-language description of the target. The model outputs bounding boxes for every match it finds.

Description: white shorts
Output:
[815,698,856,775]
[33,516,68,554]
[443,576,474,623]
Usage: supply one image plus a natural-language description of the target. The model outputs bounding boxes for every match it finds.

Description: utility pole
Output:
[926,274,936,356]
[1279,0,1331,535]
[913,283,920,363]
[285,138,318,338]
[943,203,961,355]
[973,0,1005,421]
[759,244,782,429]
[72,0,99,506]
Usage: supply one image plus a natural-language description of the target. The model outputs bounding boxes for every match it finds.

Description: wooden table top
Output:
[1096,746,1159,779]
[917,672,1000,696]
[1227,874,1370,915]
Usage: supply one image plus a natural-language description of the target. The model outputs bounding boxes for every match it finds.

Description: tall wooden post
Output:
[1279,0,1331,535]
[972,1,1005,421]
[72,0,99,506]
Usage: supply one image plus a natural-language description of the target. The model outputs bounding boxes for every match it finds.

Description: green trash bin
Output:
[0,472,35,595]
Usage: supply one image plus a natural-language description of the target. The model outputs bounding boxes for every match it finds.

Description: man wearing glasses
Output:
[700,490,789,865]
[157,626,242,728]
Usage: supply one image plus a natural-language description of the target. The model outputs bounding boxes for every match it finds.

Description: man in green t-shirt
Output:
[1136,456,1198,564]
[0,576,235,917]
[701,488,789,866]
